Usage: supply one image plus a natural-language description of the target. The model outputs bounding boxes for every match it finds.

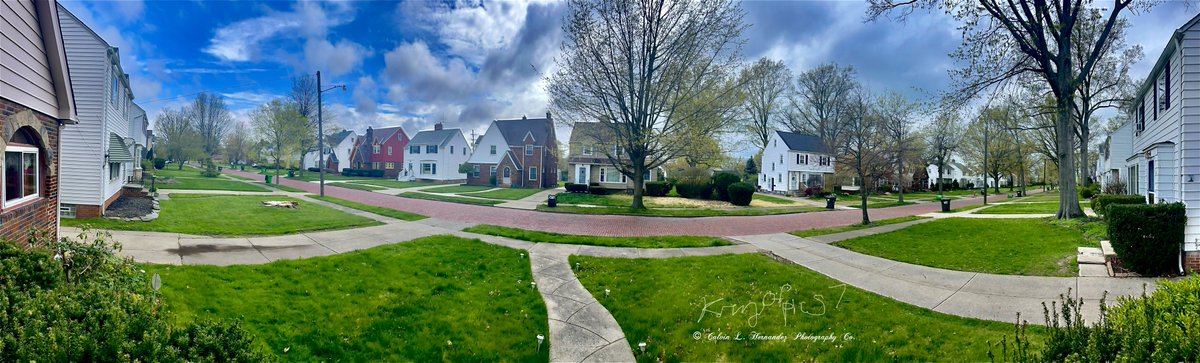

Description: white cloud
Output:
[304,38,369,76]
[204,1,366,76]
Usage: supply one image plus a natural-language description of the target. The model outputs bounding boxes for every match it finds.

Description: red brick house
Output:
[347,126,408,178]
[1,0,78,243]
[465,114,558,189]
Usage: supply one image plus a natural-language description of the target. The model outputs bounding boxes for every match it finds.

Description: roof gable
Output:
[775,131,830,153]
[494,117,553,147]
[408,128,462,146]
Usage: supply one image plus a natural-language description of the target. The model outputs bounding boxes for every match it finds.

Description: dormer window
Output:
[582,145,593,155]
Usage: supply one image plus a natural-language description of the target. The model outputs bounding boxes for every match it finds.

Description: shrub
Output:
[1079,183,1101,199]
[644,181,671,197]
[564,183,589,193]
[589,186,610,195]
[675,180,713,199]
[1107,203,1185,276]
[1103,180,1128,195]
[0,230,274,362]
[307,167,320,172]
[711,172,741,201]
[153,158,166,170]
[992,276,1200,362]
[1092,194,1145,216]
[727,182,755,206]
[951,180,960,190]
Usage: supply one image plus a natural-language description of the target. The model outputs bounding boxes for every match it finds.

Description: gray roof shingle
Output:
[776,131,830,153]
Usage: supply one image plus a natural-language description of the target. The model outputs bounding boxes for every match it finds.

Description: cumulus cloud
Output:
[204,1,366,75]
[352,76,378,114]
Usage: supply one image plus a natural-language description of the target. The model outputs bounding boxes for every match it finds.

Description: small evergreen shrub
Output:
[153,158,166,170]
[1092,194,1145,216]
[564,183,589,193]
[675,180,713,199]
[727,182,755,206]
[644,181,671,197]
[711,172,741,201]
[1079,183,1101,199]
[1107,203,1185,276]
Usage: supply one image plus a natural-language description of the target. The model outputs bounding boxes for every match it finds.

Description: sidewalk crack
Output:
[932,272,977,311]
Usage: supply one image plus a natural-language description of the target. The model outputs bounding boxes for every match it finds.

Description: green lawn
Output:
[155,176,270,192]
[462,224,731,248]
[307,195,426,221]
[790,216,931,238]
[752,194,796,205]
[536,205,826,217]
[465,188,543,200]
[148,236,548,362]
[845,201,916,209]
[63,194,381,236]
[572,253,1042,362]
[398,192,504,206]
[422,185,495,194]
[975,202,1059,214]
[353,180,444,189]
[834,218,1086,276]
[287,173,372,182]
[945,204,986,213]
[263,183,306,193]
[330,182,387,191]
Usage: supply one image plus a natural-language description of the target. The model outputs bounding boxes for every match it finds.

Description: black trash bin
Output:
[825,196,836,210]
[940,199,951,212]
[547,194,558,208]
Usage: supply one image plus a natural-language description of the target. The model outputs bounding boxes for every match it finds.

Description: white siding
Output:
[1,0,57,114]
[466,123,507,164]
[56,7,105,205]
[757,132,835,192]
[1181,25,1200,251]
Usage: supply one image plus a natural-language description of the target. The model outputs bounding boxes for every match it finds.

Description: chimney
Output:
[434,122,443,131]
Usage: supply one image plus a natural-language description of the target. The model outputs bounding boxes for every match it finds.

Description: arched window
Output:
[503,167,511,178]
[5,127,42,207]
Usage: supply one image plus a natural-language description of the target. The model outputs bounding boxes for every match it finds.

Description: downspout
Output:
[1174,33,1187,275]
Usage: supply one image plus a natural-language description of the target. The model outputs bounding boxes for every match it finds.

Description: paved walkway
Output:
[224,169,993,237]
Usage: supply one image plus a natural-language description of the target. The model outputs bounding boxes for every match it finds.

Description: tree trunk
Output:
[630,166,646,210]
[1055,92,1085,218]
[1079,125,1090,187]
[937,160,945,194]
[859,181,870,225]
[896,159,904,203]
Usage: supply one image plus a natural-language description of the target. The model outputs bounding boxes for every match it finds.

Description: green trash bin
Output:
[265,175,272,184]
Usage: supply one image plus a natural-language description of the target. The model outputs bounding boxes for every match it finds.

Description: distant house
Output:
[321,130,357,171]
[926,153,1005,189]
[566,121,664,189]
[1121,13,1200,272]
[1096,121,1133,191]
[347,126,408,178]
[465,113,558,189]
[1,0,79,242]
[57,4,147,219]
[758,131,834,194]
[403,123,471,181]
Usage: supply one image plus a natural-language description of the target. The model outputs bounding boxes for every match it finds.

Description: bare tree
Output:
[837,91,893,225]
[786,63,856,143]
[868,0,1153,219]
[922,110,964,194]
[224,120,252,166]
[289,75,320,174]
[251,99,306,183]
[876,90,921,203]
[739,57,793,152]
[547,0,747,209]
[154,107,203,171]
[965,106,1020,198]
[1072,9,1141,187]
[188,92,232,164]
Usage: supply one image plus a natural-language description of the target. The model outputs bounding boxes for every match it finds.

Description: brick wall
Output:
[1186,251,1200,274]
[0,97,62,244]
[466,162,495,186]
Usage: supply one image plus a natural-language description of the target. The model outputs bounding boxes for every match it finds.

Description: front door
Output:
[503,167,512,185]
[577,166,588,184]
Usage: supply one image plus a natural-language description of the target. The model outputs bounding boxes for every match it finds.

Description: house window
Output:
[1159,60,1170,111]
[525,144,534,156]
[502,167,511,178]
[599,167,606,182]
[388,146,393,156]
[1154,74,1160,120]
[644,172,651,181]
[410,145,420,154]
[110,67,118,104]
[607,168,621,183]
[621,173,627,183]
[819,156,830,166]
[1148,160,1155,192]
[473,165,480,178]
[583,145,593,155]
[372,162,380,169]
[4,133,40,208]
[421,163,435,175]
[771,162,775,171]
[529,166,538,180]
[427,145,437,154]
[373,145,380,154]
[489,166,497,176]
[490,145,497,155]
[780,155,783,164]
[385,162,395,170]
[109,162,121,180]
[59,204,76,219]
[450,145,454,154]
[1136,104,1145,132]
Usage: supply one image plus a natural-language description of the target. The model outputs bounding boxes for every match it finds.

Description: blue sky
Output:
[59,0,1195,154]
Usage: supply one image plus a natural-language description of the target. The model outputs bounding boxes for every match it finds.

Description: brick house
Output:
[1,0,79,242]
[465,113,558,189]
[347,126,408,178]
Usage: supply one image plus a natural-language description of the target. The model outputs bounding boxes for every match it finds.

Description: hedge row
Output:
[1091,194,1145,216]
[1107,203,1186,276]
[341,168,386,177]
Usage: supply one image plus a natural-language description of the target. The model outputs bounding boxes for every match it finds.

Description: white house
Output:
[57,4,145,219]
[758,131,834,195]
[403,123,471,181]
[320,130,357,171]
[926,153,1008,189]
[1096,121,1133,191]
[1123,13,1200,272]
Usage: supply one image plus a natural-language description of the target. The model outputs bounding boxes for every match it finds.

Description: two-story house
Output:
[926,153,998,189]
[1,0,79,241]
[465,113,558,189]
[1124,13,1200,272]
[322,130,356,171]
[56,4,145,218]
[567,121,664,190]
[1097,121,1133,191]
[758,131,834,194]
[347,126,408,178]
[404,123,471,181]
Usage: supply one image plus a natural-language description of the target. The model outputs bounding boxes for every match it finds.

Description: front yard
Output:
[462,224,731,248]
[539,191,824,217]
[152,166,268,192]
[147,236,548,362]
[833,218,1089,276]
[572,253,1040,361]
[63,194,381,236]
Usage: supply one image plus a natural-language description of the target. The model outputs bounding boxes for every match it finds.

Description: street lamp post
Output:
[316,71,346,197]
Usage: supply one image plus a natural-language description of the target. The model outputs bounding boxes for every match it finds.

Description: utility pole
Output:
[316,71,346,197]
[982,117,989,205]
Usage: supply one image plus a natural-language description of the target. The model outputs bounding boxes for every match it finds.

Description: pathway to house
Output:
[223,169,1003,237]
